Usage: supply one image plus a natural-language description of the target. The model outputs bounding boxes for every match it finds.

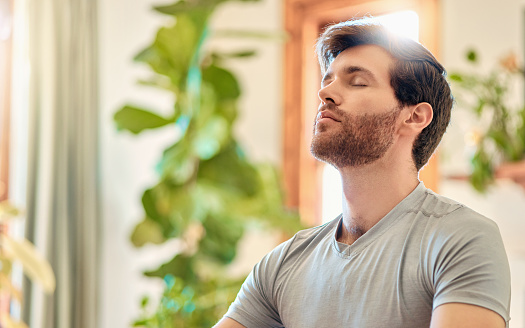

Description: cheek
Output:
[371,92,399,110]
[353,100,398,114]
[341,89,399,114]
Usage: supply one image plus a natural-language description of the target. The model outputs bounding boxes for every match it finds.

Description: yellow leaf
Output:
[0,201,21,222]
[0,235,56,293]
[0,312,29,328]
[1,256,13,275]
[0,272,23,303]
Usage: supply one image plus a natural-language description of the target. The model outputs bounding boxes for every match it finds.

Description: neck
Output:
[336,156,419,245]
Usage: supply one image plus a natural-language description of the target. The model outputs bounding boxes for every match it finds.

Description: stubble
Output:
[310,104,402,168]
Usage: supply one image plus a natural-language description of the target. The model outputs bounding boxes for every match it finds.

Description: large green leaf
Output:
[134,45,183,88]
[198,142,259,196]
[114,106,174,134]
[199,214,243,264]
[142,188,163,223]
[157,142,198,183]
[145,254,195,281]
[193,116,229,160]
[245,164,303,234]
[137,75,176,93]
[135,13,208,89]
[140,183,199,239]
[154,0,223,15]
[130,218,166,247]
[168,185,198,237]
[202,64,241,100]
[193,182,226,215]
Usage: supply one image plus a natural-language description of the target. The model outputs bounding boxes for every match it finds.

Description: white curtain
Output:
[22,0,99,327]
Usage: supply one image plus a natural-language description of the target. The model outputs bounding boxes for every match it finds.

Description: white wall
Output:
[97,0,283,327]
[440,1,525,327]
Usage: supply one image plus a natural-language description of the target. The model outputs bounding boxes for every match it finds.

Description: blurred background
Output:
[1,0,525,327]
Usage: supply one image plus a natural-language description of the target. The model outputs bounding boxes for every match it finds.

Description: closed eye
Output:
[349,76,368,87]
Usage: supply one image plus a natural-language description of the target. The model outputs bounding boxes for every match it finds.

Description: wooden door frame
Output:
[282,0,441,226]
[0,0,13,319]
[0,0,13,202]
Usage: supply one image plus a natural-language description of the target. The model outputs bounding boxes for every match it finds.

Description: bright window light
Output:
[374,10,419,42]
[322,164,343,222]
[320,10,419,224]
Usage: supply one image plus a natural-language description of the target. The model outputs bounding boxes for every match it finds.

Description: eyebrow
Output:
[322,65,377,84]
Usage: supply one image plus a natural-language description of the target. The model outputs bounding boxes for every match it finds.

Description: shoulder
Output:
[412,188,499,235]
[416,191,511,323]
[413,187,465,219]
[294,217,339,241]
[415,189,504,263]
[231,217,339,321]
[261,217,339,268]
[419,189,500,240]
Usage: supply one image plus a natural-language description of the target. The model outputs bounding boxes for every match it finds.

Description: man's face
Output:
[311,45,402,168]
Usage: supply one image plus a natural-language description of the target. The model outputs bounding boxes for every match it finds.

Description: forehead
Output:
[325,44,395,82]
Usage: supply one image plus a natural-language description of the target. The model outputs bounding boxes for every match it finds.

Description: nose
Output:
[318,82,339,105]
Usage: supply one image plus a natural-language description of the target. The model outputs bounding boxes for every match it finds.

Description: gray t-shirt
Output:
[225,183,511,327]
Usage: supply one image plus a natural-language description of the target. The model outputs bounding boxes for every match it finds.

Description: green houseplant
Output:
[113,0,301,326]
[449,50,525,192]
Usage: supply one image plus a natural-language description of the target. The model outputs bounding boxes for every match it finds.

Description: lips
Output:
[316,110,341,123]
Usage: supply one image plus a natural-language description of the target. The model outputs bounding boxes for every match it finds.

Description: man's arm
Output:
[213,317,247,328]
[430,303,506,328]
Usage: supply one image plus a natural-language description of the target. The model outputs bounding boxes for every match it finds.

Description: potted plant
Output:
[113,0,302,326]
[449,50,525,192]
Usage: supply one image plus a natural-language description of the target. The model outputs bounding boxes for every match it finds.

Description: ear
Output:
[399,102,433,136]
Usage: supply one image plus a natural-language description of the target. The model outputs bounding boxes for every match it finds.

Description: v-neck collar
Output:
[331,181,427,258]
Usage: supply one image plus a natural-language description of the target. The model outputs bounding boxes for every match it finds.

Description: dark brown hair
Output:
[316,18,453,171]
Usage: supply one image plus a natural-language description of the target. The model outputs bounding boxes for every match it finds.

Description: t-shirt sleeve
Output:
[427,207,511,325]
[224,238,294,328]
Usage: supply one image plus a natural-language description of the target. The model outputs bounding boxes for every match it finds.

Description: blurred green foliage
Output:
[449,49,525,192]
[113,0,302,326]
[134,274,246,328]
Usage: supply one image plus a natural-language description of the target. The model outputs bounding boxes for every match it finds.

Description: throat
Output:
[336,220,367,245]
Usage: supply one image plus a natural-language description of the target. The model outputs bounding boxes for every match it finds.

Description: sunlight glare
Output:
[374,10,419,42]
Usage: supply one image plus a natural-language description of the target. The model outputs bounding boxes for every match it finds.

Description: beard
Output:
[310,104,402,168]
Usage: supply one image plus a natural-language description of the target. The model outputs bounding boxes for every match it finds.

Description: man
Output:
[215,17,511,328]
